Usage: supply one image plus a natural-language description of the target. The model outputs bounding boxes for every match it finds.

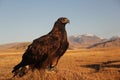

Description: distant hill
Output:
[0,42,31,51]
[0,34,120,50]
[68,34,106,49]
[88,38,120,48]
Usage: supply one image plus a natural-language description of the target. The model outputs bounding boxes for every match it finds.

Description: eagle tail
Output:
[12,62,25,73]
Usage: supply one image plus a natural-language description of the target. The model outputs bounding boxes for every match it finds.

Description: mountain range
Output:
[68,34,107,49]
[0,42,30,51]
[88,36,120,48]
[0,34,120,50]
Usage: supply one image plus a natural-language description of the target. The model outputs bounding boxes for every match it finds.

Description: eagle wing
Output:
[22,34,61,63]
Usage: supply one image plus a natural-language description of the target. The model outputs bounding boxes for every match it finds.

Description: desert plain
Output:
[0,48,120,80]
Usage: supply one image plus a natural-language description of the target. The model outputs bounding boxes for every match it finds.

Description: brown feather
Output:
[12,17,69,75]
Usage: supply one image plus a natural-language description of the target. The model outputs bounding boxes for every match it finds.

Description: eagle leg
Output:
[45,65,58,73]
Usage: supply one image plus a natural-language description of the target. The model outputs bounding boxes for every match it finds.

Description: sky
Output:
[0,0,120,44]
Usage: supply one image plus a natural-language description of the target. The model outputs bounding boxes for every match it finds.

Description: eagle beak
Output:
[68,20,70,24]
[61,17,70,24]
[66,19,70,24]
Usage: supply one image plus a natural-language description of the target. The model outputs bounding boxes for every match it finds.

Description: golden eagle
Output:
[12,17,70,76]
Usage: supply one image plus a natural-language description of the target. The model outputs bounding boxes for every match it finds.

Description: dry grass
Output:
[0,48,120,80]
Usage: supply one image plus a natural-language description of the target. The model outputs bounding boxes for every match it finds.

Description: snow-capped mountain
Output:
[88,37,120,48]
[110,36,120,40]
[0,34,120,50]
[68,34,106,49]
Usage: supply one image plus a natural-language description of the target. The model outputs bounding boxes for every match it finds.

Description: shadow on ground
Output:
[81,60,120,72]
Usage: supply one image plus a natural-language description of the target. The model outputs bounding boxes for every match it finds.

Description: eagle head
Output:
[57,17,70,24]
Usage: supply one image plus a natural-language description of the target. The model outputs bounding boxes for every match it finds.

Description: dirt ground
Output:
[0,48,120,80]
